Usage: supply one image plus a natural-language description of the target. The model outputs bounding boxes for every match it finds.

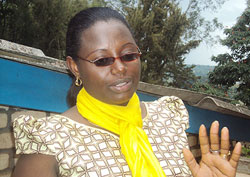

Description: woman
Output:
[12,7,241,177]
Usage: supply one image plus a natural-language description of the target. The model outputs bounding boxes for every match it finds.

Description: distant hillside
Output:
[187,64,215,82]
[192,65,215,77]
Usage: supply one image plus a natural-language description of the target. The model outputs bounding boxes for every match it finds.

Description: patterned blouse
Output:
[13,96,192,177]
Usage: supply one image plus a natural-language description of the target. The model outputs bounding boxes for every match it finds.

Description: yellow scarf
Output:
[77,87,165,177]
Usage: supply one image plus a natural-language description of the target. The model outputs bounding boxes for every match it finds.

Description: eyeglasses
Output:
[77,48,142,67]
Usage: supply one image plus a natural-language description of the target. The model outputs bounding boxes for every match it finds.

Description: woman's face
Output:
[76,20,141,105]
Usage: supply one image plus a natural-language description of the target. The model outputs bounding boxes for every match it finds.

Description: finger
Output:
[183,148,200,176]
[199,124,210,155]
[220,127,230,159]
[229,142,242,168]
[210,121,220,151]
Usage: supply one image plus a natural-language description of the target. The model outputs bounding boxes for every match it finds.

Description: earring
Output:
[75,77,82,86]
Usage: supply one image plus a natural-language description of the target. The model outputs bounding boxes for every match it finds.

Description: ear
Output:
[66,56,80,77]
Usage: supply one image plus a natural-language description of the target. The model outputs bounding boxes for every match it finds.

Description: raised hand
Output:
[183,121,242,177]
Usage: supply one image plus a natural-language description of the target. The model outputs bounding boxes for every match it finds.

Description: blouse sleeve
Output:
[157,96,189,131]
[13,115,56,155]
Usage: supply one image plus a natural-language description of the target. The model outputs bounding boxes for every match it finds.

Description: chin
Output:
[110,92,134,106]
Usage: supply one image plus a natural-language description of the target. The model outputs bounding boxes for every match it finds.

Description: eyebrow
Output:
[85,42,137,58]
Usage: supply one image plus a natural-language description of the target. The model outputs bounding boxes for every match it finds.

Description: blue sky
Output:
[184,0,247,66]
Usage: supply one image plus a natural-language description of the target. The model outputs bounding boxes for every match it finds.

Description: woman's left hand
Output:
[183,121,242,177]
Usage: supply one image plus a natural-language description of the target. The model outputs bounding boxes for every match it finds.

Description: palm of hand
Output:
[183,121,241,177]
[196,153,236,177]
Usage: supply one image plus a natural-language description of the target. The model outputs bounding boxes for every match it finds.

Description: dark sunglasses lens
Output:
[95,57,115,66]
[121,53,138,62]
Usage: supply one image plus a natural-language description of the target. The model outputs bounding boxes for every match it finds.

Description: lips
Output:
[109,78,132,93]
[115,82,127,87]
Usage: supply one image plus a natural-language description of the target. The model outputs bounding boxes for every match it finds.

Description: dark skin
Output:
[12,20,241,177]
[12,154,58,177]
[183,122,242,177]
[69,20,141,106]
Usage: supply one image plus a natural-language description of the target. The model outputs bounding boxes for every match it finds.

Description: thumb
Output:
[183,148,199,176]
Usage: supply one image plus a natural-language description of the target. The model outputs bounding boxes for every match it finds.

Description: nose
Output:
[111,57,127,76]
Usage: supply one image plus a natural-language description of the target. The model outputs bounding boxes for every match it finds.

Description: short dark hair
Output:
[66,7,133,61]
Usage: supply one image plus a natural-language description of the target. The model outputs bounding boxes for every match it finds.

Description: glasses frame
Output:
[77,47,142,67]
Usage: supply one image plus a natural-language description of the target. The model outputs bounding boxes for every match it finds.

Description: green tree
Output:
[191,82,229,98]
[209,6,250,107]
[0,0,106,59]
[0,0,36,45]
[111,0,224,88]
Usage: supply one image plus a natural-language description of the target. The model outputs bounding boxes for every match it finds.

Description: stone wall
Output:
[187,133,201,160]
[0,104,56,177]
[0,104,202,177]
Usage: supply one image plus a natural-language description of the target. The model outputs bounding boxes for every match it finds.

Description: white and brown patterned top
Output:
[13,96,192,177]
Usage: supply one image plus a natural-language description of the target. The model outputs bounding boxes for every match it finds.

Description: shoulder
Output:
[144,96,186,110]
[13,114,68,132]
[13,114,69,155]
[62,106,96,126]
[143,96,189,130]
[61,105,78,118]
